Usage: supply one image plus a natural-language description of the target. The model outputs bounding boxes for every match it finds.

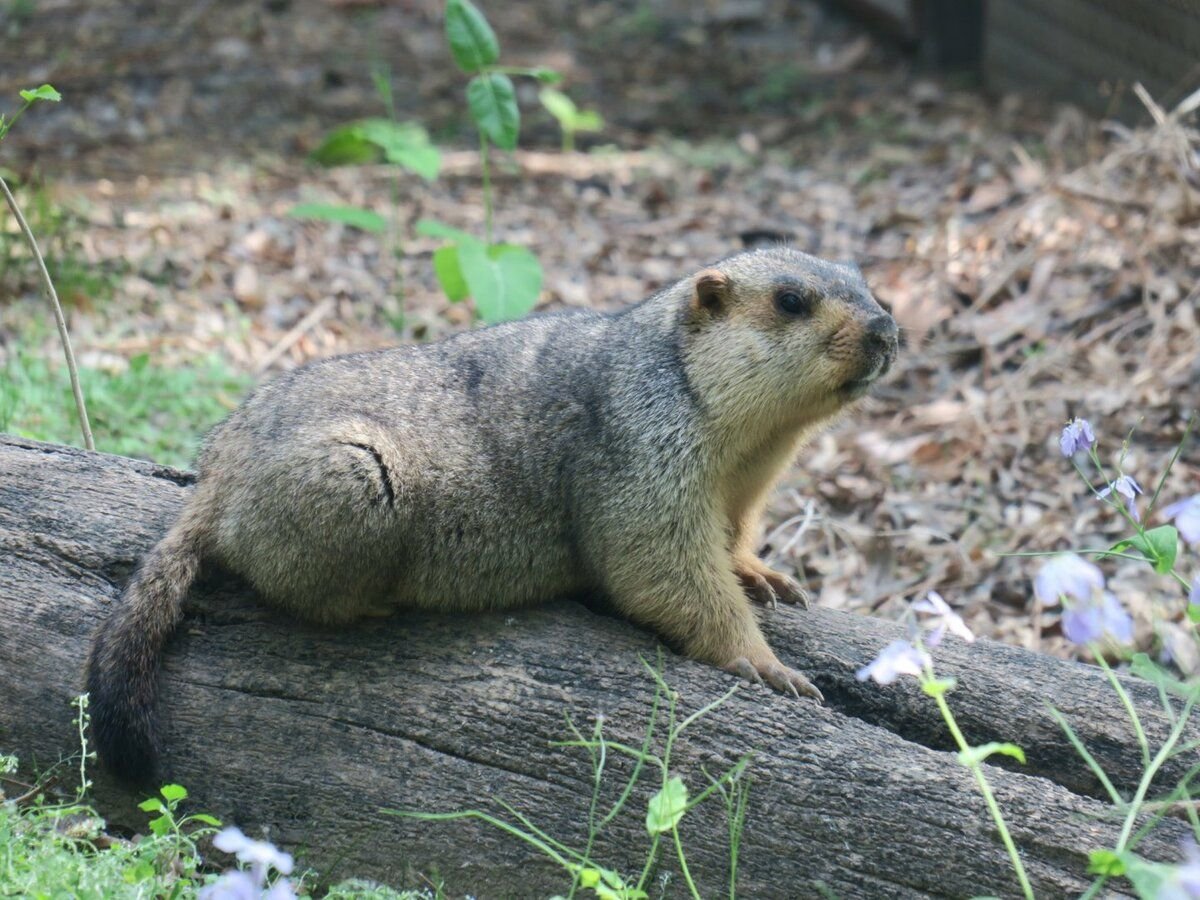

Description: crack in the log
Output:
[4,538,128,592]
[172,677,581,795]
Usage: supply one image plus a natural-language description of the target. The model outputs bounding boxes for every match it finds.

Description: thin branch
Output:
[0,174,93,450]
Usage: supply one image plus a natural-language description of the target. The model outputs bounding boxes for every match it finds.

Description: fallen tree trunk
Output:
[0,434,1194,898]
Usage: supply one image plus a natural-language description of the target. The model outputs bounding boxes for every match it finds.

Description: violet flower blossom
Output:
[856,640,930,685]
[1163,494,1200,546]
[1061,591,1134,645]
[1033,554,1132,646]
[1033,554,1104,607]
[1159,838,1200,900]
[1059,418,1095,457]
[199,871,259,900]
[201,827,297,900]
[912,591,975,647]
[1098,474,1144,522]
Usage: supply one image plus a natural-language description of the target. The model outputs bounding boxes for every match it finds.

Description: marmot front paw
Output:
[724,656,824,703]
[734,556,810,609]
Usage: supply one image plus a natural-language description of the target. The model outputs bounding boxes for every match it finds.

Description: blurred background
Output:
[1,0,1198,661]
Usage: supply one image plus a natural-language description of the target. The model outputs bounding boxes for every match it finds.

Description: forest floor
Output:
[2,8,1198,671]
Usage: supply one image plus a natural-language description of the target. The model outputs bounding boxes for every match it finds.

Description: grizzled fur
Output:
[87,247,897,782]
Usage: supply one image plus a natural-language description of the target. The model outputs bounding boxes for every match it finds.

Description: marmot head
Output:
[682,247,898,429]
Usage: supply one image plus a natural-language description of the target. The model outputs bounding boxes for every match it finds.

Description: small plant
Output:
[421,0,560,324]
[387,661,752,899]
[857,595,1034,899]
[292,72,441,235]
[539,87,604,153]
[291,63,442,331]
[1038,418,1200,897]
[856,415,1200,899]
[1,695,430,897]
[0,84,93,451]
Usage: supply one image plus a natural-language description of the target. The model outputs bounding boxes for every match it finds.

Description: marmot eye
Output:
[776,290,814,318]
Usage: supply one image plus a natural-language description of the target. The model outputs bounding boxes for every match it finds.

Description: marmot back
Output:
[87,247,898,782]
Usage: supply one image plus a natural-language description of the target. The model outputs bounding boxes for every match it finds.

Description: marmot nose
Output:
[863,314,898,357]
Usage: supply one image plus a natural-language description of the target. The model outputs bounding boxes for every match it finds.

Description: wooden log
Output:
[0,435,1193,898]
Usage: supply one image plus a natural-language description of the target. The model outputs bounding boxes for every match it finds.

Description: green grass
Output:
[0,791,428,898]
[0,348,250,467]
[0,751,430,899]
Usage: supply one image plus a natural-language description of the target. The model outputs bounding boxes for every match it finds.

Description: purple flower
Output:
[1062,591,1133,645]
[1159,838,1200,899]
[1189,580,1200,615]
[199,871,259,900]
[1098,474,1144,521]
[1163,494,1200,545]
[1059,418,1095,457]
[856,640,930,685]
[198,872,297,900]
[912,591,975,647]
[213,827,294,884]
[264,880,298,900]
[1033,554,1105,607]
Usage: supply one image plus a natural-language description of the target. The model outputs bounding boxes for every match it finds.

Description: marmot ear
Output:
[691,269,730,315]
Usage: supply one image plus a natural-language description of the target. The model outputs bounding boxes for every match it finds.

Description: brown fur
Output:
[86,247,897,782]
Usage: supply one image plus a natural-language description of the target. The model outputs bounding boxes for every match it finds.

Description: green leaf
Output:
[445,0,499,73]
[539,87,577,124]
[309,124,379,166]
[415,218,479,244]
[358,119,441,180]
[645,775,689,835]
[1188,602,1200,623]
[288,203,387,233]
[147,814,171,837]
[122,861,157,884]
[433,245,470,302]
[1087,849,1125,877]
[458,241,542,323]
[19,84,61,103]
[159,783,188,803]
[467,73,520,150]
[1111,525,1178,574]
[129,352,150,374]
[531,67,562,84]
[579,869,601,888]
[189,813,222,826]
[138,798,165,813]
[383,141,441,181]
[957,742,1026,767]
[1120,852,1174,897]
[573,109,604,132]
[312,120,442,179]
[920,676,957,697]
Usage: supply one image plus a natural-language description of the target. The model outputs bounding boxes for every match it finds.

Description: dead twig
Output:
[0,175,93,450]
[256,297,337,374]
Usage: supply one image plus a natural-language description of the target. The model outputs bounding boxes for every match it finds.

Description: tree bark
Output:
[0,435,1194,898]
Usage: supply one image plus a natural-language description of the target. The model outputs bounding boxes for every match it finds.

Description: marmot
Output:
[87,247,897,782]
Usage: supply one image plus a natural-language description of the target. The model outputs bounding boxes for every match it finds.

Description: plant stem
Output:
[0,174,93,450]
[1114,694,1197,852]
[673,825,701,899]
[0,100,31,142]
[929,678,1035,900]
[479,134,493,245]
[1095,655,1149,767]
